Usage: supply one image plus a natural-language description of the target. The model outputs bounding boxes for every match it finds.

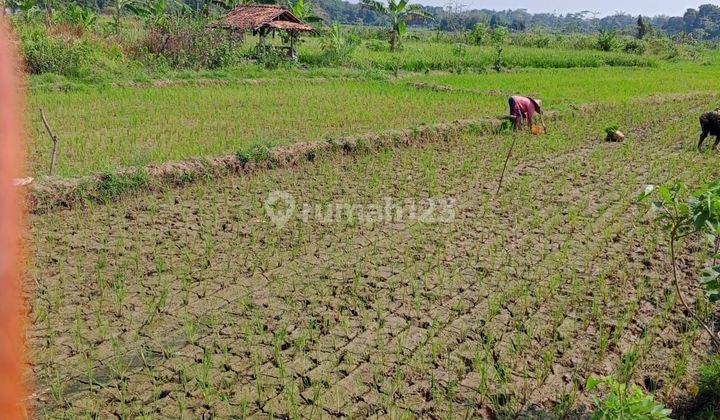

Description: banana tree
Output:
[287,0,321,23]
[112,0,144,28]
[134,0,168,24]
[361,0,432,51]
[57,4,98,30]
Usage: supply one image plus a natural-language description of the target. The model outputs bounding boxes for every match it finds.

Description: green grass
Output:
[698,356,720,398]
[27,79,494,176]
[407,62,720,111]
[21,23,658,93]
[94,170,150,203]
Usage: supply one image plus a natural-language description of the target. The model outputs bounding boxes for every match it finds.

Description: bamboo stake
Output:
[39,107,59,176]
[495,134,518,196]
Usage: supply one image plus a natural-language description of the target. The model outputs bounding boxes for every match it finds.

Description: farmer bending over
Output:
[508,95,546,132]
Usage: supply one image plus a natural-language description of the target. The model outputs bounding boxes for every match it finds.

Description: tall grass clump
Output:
[348,41,657,71]
[508,31,678,58]
[94,170,149,203]
[17,24,122,80]
[698,356,720,400]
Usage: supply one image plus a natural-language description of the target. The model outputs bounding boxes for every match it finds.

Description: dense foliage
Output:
[6,0,717,87]
[669,4,720,39]
[139,17,246,69]
[13,14,681,85]
[12,0,720,41]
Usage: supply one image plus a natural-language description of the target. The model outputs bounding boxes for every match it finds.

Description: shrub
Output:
[511,32,551,48]
[18,26,98,77]
[365,39,387,52]
[490,26,509,45]
[8,0,42,23]
[452,43,467,58]
[53,4,97,33]
[237,144,271,165]
[236,150,251,166]
[467,22,489,45]
[257,47,285,69]
[139,16,245,69]
[597,31,623,52]
[640,181,720,347]
[624,39,647,55]
[586,376,672,419]
[319,23,360,66]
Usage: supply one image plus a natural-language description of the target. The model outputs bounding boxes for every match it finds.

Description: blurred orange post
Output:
[0,19,29,419]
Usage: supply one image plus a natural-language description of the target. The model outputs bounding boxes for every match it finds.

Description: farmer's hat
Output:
[528,97,543,114]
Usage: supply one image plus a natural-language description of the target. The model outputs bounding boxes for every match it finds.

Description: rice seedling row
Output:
[27,63,720,178]
[27,94,720,417]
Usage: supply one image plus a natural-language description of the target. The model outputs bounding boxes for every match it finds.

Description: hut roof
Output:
[217,5,314,32]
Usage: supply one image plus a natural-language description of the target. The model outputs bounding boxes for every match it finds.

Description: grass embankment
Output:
[28,65,386,91]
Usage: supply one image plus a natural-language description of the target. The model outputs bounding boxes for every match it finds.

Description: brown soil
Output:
[26,95,720,418]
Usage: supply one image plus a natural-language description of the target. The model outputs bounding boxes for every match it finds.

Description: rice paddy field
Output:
[29,92,720,417]
[27,80,491,176]
[26,61,720,177]
[22,36,720,418]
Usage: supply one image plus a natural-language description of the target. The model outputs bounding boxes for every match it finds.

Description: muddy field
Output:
[27,95,720,417]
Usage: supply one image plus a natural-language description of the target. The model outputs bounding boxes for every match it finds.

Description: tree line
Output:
[315,1,720,40]
[10,0,720,40]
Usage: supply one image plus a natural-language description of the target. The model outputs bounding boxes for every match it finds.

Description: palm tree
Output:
[361,0,432,51]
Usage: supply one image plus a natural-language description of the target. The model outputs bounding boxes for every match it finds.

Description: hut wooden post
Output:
[258,27,267,51]
[289,31,296,59]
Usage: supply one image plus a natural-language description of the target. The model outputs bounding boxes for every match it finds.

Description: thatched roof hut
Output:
[215,5,314,58]
[218,5,314,32]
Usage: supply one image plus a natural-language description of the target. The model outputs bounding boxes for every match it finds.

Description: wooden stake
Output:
[495,135,518,196]
[40,107,59,176]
